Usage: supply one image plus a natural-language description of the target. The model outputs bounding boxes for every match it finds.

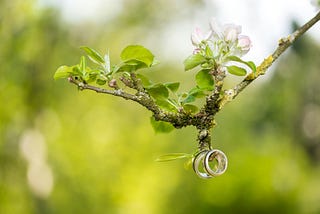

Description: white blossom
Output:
[190,18,252,64]
[191,27,212,46]
[223,24,242,42]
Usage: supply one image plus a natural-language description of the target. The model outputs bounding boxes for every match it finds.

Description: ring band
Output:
[204,149,228,177]
[192,150,212,179]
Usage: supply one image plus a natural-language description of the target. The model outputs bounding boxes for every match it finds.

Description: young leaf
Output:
[71,66,82,76]
[182,104,199,113]
[79,56,86,74]
[246,61,256,73]
[115,63,137,73]
[136,74,153,86]
[155,153,191,162]
[184,54,206,71]
[227,65,247,76]
[150,117,175,133]
[164,82,180,93]
[182,94,196,104]
[180,87,206,104]
[205,44,213,57]
[104,52,111,73]
[86,73,99,83]
[188,87,206,98]
[155,99,178,112]
[195,69,214,90]
[145,83,169,100]
[80,46,105,64]
[120,45,154,68]
[226,56,256,72]
[87,68,104,75]
[54,66,73,80]
[96,79,107,85]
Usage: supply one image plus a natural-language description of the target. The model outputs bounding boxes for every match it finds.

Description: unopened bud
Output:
[67,76,73,82]
[108,79,119,89]
[237,35,252,54]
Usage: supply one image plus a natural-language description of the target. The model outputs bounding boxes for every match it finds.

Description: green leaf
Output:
[246,61,256,72]
[227,65,247,76]
[188,87,206,98]
[226,56,256,72]
[79,56,86,74]
[80,46,105,64]
[71,66,82,76]
[83,68,103,83]
[182,104,199,113]
[104,52,111,73]
[182,94,196,104]
[205,44,213,57]
[115,63,137,73]
[120,45,154,68]
[155,99,178,112]
[54,65,74,80]
[87,68,103,75]
[150,117,175,133]
[184,54,206,71]
[145,83,169,100]
[180,87,206,104]
[96,79,107,85]
[155,153,191,162]
[195,69,214,90]
[86,73,98,83]
[136,74,153,86]
[164,82,180,93]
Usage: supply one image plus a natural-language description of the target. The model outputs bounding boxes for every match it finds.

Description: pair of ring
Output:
[192,149,228,179]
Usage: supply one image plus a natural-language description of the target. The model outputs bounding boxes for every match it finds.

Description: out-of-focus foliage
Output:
[1,0,320,213]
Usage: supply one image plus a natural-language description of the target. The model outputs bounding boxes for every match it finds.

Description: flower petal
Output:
[209,18,223,38]
[223,24,242,42]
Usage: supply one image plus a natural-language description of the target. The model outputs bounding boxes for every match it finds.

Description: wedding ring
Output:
[204,149,228,177]
[192,150,212,179]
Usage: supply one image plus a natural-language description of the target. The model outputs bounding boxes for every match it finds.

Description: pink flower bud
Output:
[108,79,119,89]
[237,35,252,54]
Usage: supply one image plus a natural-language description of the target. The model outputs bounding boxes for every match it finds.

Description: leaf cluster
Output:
[54,44,257,135]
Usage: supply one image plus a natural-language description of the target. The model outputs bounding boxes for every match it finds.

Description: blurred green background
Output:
[1,0,320,213]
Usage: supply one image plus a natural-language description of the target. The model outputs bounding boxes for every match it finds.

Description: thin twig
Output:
[68,77,139,101]
[68,77,196,128]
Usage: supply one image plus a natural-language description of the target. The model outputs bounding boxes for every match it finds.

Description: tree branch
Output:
[69,76,138,100]
[68,76,197,128]
[65,10,319,149]
[68,76,164,114]
[202,67,226,115]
